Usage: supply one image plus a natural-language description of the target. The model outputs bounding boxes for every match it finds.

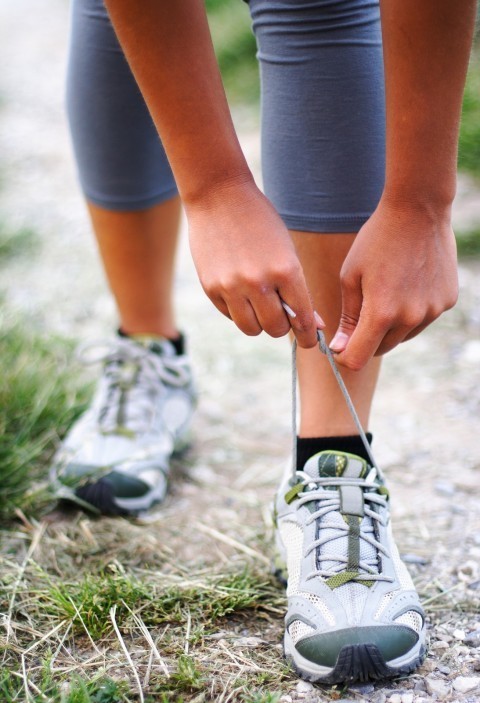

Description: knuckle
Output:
[339,312,359,332]
[445,289,459,311]
[276,262,300,284]
[241,324,262,337]
[268,322,291,338]
[339,354,364,372]
[297,334,318,349]
[340,270,356,291]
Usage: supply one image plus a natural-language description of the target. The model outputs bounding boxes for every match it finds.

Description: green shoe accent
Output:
[295,625,419,667]
[325,571,374,589]
[285,482,304,504]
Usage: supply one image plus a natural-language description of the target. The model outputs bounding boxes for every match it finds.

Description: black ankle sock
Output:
[118,328,185,356]
[296,434,373,471]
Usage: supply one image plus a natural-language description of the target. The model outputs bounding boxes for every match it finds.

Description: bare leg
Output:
[292,232,381,437]
[88,196,182,338]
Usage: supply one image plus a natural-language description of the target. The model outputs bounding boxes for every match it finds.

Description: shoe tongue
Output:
[128,335,176,358]
[302,450,368,481]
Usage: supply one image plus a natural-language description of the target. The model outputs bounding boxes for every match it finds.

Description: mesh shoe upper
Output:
[275,450,426,682]
[51,335,196,514]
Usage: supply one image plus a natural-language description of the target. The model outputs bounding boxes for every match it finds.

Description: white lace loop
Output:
[77,338,191,434]
[293,475,393,584]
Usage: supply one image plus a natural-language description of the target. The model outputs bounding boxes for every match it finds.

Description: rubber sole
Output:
[285,638,427,685]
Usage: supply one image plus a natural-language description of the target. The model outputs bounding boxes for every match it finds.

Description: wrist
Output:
[183,169,259,212]
[381,185,454,221]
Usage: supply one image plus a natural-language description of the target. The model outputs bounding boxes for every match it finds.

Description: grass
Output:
[455,227,480,257]
[0,541,291,703]
[459,49,480,180]
[0,318,91,521]
[0,223,37,262]
[206,0,259,105]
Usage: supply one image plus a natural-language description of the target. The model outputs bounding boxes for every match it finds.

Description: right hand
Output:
[186,178,324,348]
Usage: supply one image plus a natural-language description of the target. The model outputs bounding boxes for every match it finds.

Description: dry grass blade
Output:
[120,598,170,678]
[110,604,145,703]
[6,522,46,646]
[196,523,270,565]
[22,620,67,656]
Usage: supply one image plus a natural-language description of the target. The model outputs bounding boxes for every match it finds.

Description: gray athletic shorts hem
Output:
[281,213,372,234]
[83,186,179,212]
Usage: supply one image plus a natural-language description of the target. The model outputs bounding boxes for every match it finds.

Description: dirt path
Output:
[1,1,479,701]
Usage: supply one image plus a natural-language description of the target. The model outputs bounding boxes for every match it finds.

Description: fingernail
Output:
[329,331,349,352]
[314,311,326,329]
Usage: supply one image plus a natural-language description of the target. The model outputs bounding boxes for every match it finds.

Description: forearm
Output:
[104,0,252,205]
[380,0,477,208]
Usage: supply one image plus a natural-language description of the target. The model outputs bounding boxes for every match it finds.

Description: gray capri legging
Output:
[67,0,386,233]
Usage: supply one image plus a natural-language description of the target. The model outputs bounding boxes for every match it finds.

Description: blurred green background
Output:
[208,0,480,177]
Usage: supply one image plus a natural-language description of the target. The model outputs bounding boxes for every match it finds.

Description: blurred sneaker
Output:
[275,450,426,683]
[51,334,196,515]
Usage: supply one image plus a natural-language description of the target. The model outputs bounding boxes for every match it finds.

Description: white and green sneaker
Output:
[275,450,426,683]
[51,334,196,516]
[275,333,426,683]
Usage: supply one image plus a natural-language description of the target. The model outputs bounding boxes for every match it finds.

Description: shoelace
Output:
[291,331,381,479]
[78,339,190,435]
[290,332,392,583]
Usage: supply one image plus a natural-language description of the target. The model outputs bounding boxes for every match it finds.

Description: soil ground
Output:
[1,1,479,701]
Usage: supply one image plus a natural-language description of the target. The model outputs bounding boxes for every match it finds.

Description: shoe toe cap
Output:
[294,624,419,668]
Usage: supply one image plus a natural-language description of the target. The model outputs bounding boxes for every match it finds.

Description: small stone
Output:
[454,628,466,640]
[401,694,414,703]
[279,696,292,703]
[437,665,451,675]
[414,680,427,692]
[387,694,402,703]
[452,676,480,693]
[473,659,480,672]
[465,631,480,647]
[434,480,456,496]
[348,682,375,694]
[295,680,314,695]
[431,640,450,650]
[401,553,428,565]
[436,633,453,643]
[233,636,264,648]
[425,676,450,699]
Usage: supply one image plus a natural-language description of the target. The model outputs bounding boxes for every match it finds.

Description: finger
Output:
[224,296,263,336]
[332,312,387,370]
[278,273,319,349]
[210,294,232,320]
[249,293,292,339]
[373,325,413,356]
[330,272,363,354]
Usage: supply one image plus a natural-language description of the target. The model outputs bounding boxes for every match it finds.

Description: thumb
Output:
[329,275,362,353]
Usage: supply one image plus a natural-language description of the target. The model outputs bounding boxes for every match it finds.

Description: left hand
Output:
[330,195,458,370]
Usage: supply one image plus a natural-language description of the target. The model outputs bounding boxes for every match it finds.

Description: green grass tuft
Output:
[459,51,480,179]
[0,224,38,262]
[42,568,278,639]
[206,0,259,104]
[0,319,91,521]
[0,668,130,703]
[456,227,480,258]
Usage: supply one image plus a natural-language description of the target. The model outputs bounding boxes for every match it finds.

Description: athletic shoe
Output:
[274,450,426,684]
[51,334,196,515]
